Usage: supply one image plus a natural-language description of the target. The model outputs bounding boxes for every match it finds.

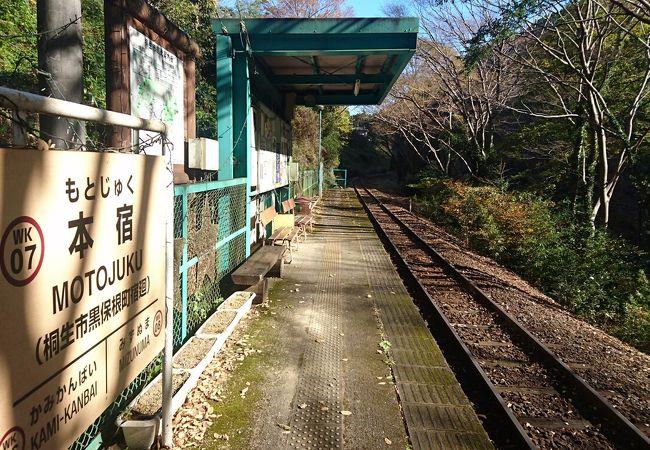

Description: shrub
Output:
[413,175,650,352]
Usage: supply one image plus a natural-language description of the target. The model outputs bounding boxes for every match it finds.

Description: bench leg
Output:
[237,278,269,305]
[283,244,293,264]
[268,258,284,278]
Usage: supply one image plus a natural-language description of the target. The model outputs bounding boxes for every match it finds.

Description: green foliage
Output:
[0,1,106,142]
[187,280,223,333]
[81,0,105,108]
[291,106,351,170]
[291,106,319,168]
[501,120,575,196]
[631,147,650,249]
[414,176,650,351]
[0,0,37,90]
[340,113,391,177]
[321,106,351,168]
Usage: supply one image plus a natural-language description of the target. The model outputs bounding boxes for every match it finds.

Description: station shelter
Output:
[210,17,419,255]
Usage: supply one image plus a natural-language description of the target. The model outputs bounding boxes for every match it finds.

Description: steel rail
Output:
[354,186,535,449]
[358,186,650,449]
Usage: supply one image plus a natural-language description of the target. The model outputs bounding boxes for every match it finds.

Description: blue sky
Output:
[348,0,387,17]
[222,1,390,17]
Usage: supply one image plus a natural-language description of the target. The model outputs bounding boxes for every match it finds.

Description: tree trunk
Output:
[37,0,85,148]
[572,117,590,224]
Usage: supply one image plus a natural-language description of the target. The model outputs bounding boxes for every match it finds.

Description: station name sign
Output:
[0,149,166,450]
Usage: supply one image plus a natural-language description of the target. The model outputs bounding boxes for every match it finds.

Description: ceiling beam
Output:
[379,55,397,74]
[268,73,391,85]
[247,48,414,57]
[355,56,366,74]
[296,93,381,105]
[231,34,417,55]
[310,56,320,74]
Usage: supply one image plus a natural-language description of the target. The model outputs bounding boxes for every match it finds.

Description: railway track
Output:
[355,186,650,449]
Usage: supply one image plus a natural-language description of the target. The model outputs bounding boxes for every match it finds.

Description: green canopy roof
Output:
[211,17,419,106]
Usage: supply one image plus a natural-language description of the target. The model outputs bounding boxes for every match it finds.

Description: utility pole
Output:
[316,105,324,197]
[37,0,85,148]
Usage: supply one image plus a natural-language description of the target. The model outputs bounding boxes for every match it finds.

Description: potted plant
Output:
[115,408,160,450]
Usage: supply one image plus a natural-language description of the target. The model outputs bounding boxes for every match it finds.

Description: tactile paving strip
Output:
[358,198,494,450]
[286,236,343,450]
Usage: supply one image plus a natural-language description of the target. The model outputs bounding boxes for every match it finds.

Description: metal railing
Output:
[333,168,348,188]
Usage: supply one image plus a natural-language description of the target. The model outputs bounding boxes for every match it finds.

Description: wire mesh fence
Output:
[71,178,248,450]
[174,180,248,344]
[295,169,317,198]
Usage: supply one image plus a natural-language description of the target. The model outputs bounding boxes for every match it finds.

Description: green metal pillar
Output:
[233,51,252,257]
[216,35,233,180]
[217,194,232,273]
[233,53,250,179]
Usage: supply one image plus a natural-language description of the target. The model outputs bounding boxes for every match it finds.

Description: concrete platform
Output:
[225,189,493,449]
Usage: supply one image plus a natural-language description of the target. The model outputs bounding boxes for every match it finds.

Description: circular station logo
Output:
[0,216,45,287]
[153,310,163,337]
[0,427,25,450]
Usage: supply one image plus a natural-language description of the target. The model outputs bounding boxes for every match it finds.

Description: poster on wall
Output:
[0,149,166,450]
[256,109,289,193]
[129,26,185,165]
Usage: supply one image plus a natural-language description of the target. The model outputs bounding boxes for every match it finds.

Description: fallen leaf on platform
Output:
[277,423,292,431]
[384,437,392,445]
[340,410,352,416]
[298,403,307,409]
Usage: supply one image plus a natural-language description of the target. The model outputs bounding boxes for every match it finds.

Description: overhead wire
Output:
[0,14,82,40]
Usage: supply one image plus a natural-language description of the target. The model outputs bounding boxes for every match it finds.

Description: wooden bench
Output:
[296,196,319,227]
[261,205,300,263]
[231,246,284,304]
[282,198,313,237]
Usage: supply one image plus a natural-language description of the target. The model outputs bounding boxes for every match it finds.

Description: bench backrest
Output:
[260,206,278,226]
[281,198,295,213]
